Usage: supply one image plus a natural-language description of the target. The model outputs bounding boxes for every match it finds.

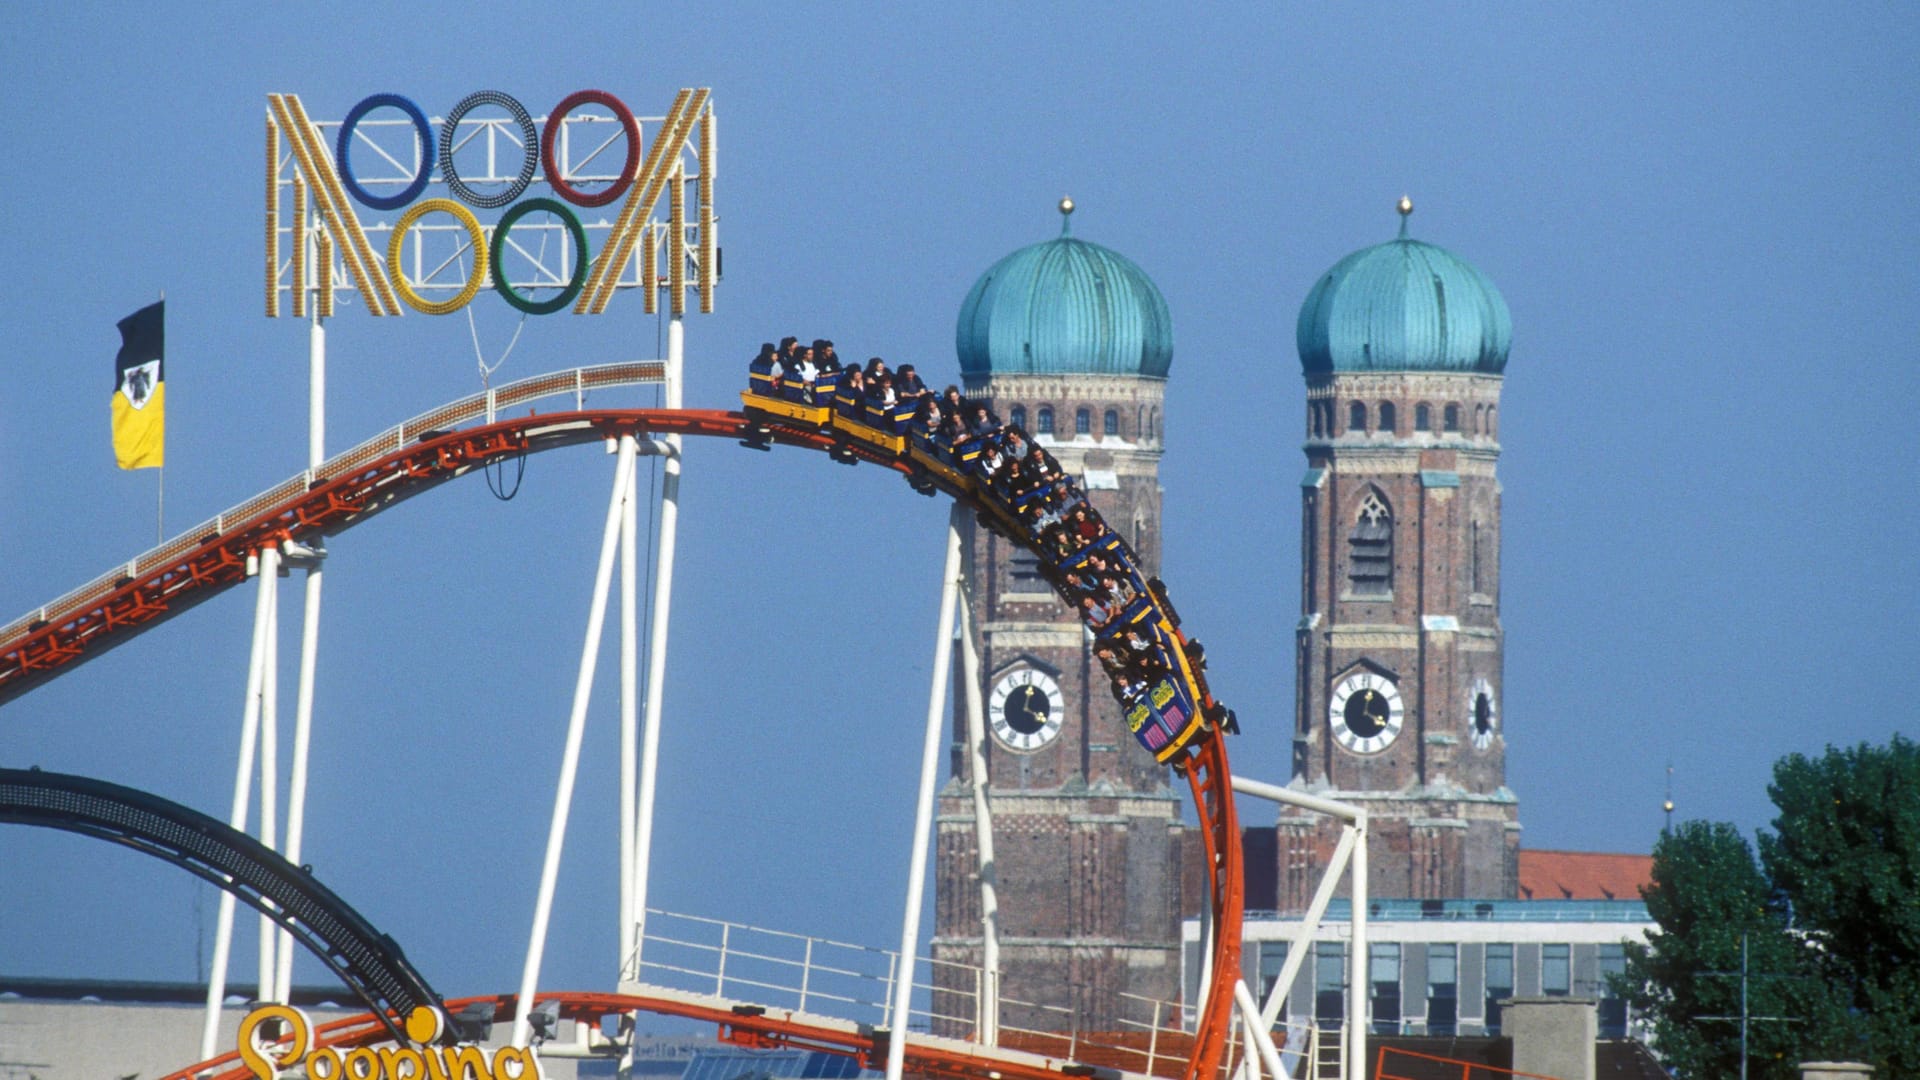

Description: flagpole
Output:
[156,289,165,544]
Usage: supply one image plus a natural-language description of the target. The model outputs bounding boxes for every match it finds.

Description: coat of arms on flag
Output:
[112,300,165,469]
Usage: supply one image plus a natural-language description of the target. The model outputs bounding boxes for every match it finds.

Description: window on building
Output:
[1311,403,1323,438]
[1075,408,1091,435]
[1470,521,1484,594]
[1315,942,1345,1027]
[1427,944,1458,1036]
[1370,943,1401,1035]
[1543,944,1571,996]
[1257,941,1289,1012]
[1348,401,1367,433]
[1415,403,1431,432]
[1104,408,1119,436]
[1474,403,1485,434]
[1485,944,1514,1035]
[1597,943,1628,1037]
[1444,403,1461,432]
[1378,401,1396,434]
[1009,405,1026,431]
[1037,406,1054,435]
[1347,490,1393,597]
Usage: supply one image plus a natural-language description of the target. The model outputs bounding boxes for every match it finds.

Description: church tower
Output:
[933,202,1185,1034]
[1279,202,1520,908]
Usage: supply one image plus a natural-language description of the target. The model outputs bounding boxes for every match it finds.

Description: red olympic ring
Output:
[541,90,642,209]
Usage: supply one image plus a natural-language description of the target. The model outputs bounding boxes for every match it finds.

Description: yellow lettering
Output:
[381,1048,427,1080]
[345,1046,383,1080]
[309,1047,343,1080]
[490,1046,541,1080]
[421,1043,453,1080]
[448,1046,493,1080]
[238,1006,311,1080]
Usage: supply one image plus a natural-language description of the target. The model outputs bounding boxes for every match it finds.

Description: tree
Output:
[1761,734,1920,1076]
[1620,821,1842,1080]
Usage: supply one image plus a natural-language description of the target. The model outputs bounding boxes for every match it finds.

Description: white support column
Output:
[276,291,327,1003]
[628,317,683,973]
[201,545,278,1061]
[276,562,321,1003]
[1234,979,1286,1080]
[256,570,280,1002]
[955,585,999,1044]
[1348,812,1368,1080]
[887,514,963,1080]
[511,438,638,1048]
[618,434,641,971]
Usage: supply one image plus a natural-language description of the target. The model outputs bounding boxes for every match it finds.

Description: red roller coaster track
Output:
[2,393,1243,1080]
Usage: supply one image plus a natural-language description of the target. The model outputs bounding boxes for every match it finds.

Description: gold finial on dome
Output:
[1398,194,1413,217]
[1060,195,1075,216]
[1059,196,1074,236]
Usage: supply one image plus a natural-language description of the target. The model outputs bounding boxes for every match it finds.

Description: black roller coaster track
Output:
[0,766,444,1046]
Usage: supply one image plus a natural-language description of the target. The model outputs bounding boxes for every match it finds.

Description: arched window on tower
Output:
[1415,403,1431,432]
[1075,408,1091,435]
[1349,401,1367,434]
[1311,402,1324,438]
[1378,402,1397,434]
[1104,408,1119,436]
[1487,406,1497,438]
[1037,406,1054,435]
[1474,403,1485,435]
[1348,490,1394,597]
[1471,520,1484,595]
[1009,404,1026,431]
[1444,403,1461,433]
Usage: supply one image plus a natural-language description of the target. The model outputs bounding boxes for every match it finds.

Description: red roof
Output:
[1517,849,1652,901]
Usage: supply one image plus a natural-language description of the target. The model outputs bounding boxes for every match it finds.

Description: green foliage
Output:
[1625,737,1918,1077]
[1761,734,1920,1076]
[1620,822,1825,1080]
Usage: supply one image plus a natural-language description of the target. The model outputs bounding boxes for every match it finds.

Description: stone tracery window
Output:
[1348,490,1394,596]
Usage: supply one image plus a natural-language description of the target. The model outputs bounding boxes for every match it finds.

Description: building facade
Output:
[1280,206,1521,908]
[932,205,1186,1035]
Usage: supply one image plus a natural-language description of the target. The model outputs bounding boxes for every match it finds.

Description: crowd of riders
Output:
[748,338,1197,709]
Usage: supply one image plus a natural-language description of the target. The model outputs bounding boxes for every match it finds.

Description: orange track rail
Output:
[6,407,1242,1080]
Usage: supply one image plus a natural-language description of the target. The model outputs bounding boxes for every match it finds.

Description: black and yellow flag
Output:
[112,300,165,469]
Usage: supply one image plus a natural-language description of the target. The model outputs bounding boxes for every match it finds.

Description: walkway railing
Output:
[626,909,1222,1078]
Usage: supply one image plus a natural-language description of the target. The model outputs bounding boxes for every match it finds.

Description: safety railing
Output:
[625,909,1210,1078]
[1376,1045,1563,1080]
[1,362,664,649]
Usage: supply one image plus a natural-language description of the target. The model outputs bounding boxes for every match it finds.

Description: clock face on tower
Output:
[989,667,1064,752]
[1329,670,1404,754]
[1469,676,1498,750]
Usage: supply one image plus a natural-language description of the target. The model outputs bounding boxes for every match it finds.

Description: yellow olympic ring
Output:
[387,198,490,315]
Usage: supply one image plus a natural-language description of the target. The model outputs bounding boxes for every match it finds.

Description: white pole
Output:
[256,569,280,1002]
[954,582,999,1043]
[1234,980,1286,1080]
[618,433,640,972]
[629,316,683,969]
[886,516,963,1080]
[1348,813,1368,1080]
[277,254,328,1003]
[201,545,277,1060]
[276,563,321,1003]
[511,438,637,1047]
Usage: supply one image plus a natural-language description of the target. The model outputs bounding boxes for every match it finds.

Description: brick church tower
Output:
[1279,202,1521,908]
[933,202,1185,1034]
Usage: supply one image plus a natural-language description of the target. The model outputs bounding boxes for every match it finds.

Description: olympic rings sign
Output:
[266,88,715,318]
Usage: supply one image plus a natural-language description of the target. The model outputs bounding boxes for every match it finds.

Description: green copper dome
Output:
[1297,220,1511,376]
[956,208,1172,379]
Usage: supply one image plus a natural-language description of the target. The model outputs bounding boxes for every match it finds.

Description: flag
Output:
[112,300,165,469]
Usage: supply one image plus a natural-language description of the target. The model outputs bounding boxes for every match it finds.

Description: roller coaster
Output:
[0,363,1250,1080]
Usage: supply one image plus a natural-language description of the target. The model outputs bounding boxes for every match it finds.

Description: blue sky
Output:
[2,1,1916,1008]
